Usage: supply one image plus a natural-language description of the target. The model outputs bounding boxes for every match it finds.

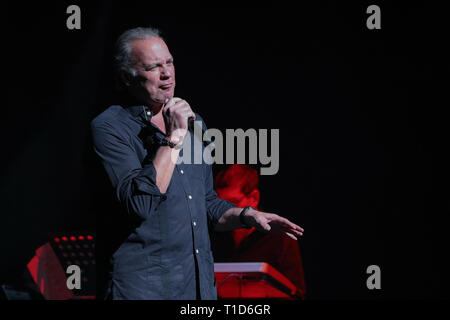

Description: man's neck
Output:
[148,102,164,116]
[120,94,166,133]
[151,112,166,135]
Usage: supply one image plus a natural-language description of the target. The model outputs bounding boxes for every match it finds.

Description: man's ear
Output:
[120,71,132,87]
[248,189,260,208]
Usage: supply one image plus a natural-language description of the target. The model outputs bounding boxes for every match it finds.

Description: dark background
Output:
[2,1,448,299]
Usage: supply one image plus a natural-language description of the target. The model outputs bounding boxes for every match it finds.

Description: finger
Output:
[170,103,186,111]
[283,226,303,237]
[274,225,303,237]
[172,105,194,118]
[285,220,303,232]
[177,106,193,114]
[179,109,195,118]
[163,98,173,111]
[172,100,194,115]
[284,232,297,241]
[181,111,196,120]
[168,106,190,119]
[277,217,304,232]
[172,99,189,109]
[259,222,271,232]
[271,216,296,230]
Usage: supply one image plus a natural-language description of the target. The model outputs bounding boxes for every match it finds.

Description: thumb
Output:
[164,97,171,107]
[163,98,174,114]
[261,223,271,232]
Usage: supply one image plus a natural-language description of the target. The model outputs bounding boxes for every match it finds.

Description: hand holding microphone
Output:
[162,97,196,144]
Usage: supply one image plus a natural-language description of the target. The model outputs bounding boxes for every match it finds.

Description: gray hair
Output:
[113,27,164,88]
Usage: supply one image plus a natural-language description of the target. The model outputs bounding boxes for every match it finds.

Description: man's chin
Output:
[147,90,174,106]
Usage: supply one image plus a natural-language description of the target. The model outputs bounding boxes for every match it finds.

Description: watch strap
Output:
[161,136,183,150]
[239,206,255,229]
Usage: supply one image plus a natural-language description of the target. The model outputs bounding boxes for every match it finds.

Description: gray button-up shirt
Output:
[91,104,235,300]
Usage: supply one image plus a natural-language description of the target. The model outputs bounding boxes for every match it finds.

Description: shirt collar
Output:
[126,105,153,123]
[125,104,166,137]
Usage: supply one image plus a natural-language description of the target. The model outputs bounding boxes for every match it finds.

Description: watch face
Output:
[174,143,182,150]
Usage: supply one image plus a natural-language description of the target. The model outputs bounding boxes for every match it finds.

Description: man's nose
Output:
[160,66,172,79]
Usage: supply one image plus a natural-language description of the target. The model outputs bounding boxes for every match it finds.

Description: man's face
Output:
[127,37,175,106]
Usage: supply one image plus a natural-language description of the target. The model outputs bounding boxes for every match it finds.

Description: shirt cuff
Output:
[132,163,166,198]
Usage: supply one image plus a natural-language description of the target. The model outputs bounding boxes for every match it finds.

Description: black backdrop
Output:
[2,2,448,299]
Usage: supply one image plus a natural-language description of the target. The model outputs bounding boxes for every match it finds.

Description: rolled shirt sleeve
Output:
[196,115,236,229]
[204,164,236,229]
[91,121,165,220]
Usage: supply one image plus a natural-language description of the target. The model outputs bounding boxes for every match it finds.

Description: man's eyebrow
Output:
[143,62,159,68]
[143,57,174,68]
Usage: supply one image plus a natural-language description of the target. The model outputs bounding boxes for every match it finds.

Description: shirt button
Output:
[146,111,151,116]
[188,195,192,200]
[195,249,199,254]
[193,221,197,227]
[180,170,184,174]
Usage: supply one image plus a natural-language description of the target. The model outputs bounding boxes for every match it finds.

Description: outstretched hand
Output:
[245,209,304,240]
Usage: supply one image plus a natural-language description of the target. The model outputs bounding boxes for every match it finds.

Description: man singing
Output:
[91,27,304,300]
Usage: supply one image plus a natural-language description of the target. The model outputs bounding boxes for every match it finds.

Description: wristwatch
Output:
[239,206,256,229]
[161,136,183,150]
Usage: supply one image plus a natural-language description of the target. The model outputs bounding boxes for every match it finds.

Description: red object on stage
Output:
[26,232,96,300]
[214,262,301,299]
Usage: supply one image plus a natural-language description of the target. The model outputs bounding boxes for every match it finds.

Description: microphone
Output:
[188,116,195,132]
[163,97,196,132]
